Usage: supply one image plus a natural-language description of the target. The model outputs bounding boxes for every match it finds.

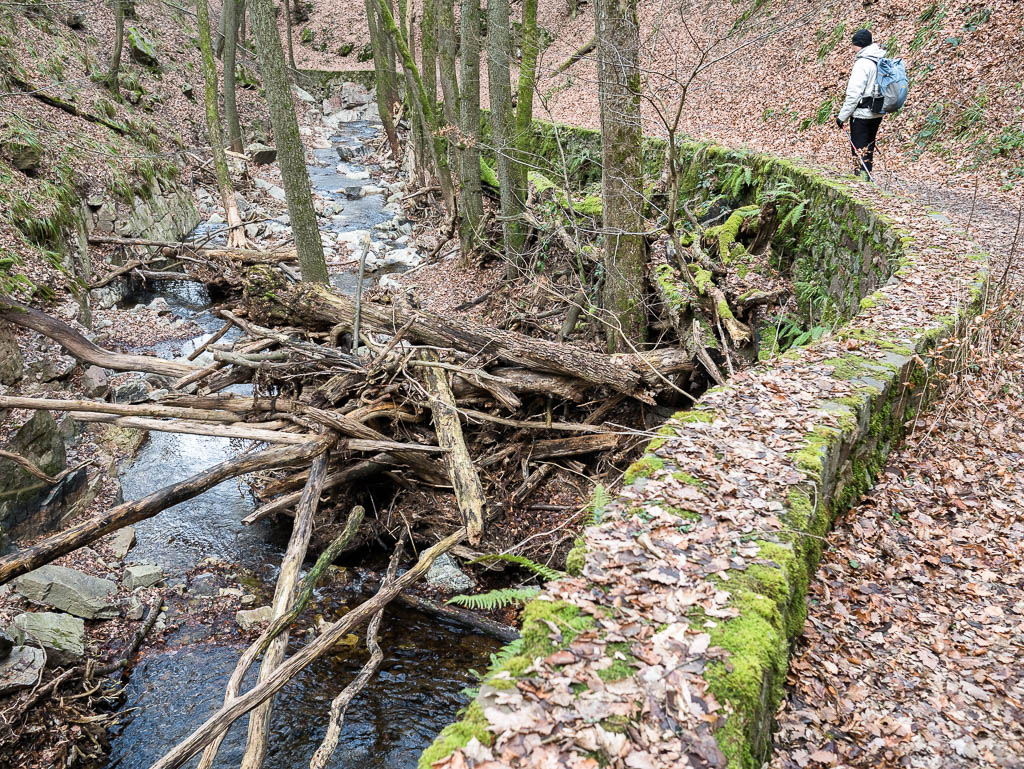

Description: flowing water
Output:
[104,118,499,769]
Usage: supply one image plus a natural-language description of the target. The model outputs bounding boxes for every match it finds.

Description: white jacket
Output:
[838,43,887,122]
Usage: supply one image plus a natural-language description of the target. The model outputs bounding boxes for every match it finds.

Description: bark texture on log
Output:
[421,351,486,545]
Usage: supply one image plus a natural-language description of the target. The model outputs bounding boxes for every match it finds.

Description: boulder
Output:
[125,595,145,621]
[111,378,149,404]
[10,612,85,666]
[14,565,117,620]
[124,563,163,590]
[0,335,23,385]
[81,365,109,397]
[340,82,372,108]
[27,355,77,383]
[106,526,136,559]
[425,553,473,593]
[127,27,158,68]
[236,606,273,631]
[246,143,277,165]
[0,646,44,695]
[292,85,316,103]
[0,630,13,660]
[0,410,67,532]
[1,137,42,174]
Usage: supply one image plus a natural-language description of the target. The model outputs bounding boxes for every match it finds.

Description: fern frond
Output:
[447,587,541,611]
[589,483,611,526]
[470,554,566,582]
[488,637,524,668]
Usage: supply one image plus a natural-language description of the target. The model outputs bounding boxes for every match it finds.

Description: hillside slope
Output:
[296,0,1023,192]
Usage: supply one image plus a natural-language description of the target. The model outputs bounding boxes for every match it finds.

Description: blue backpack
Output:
[866,56,909,114]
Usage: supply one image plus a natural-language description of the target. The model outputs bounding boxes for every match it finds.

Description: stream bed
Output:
[103,113,498,769]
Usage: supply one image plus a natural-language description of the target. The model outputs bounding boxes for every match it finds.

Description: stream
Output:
[103,115,499,769]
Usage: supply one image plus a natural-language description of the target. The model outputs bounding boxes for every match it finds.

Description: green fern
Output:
[469,554,566,582]
[447,587,540,611]
[589,483,611,526]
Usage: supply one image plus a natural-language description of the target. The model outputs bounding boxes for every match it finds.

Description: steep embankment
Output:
[296,0,1023,192]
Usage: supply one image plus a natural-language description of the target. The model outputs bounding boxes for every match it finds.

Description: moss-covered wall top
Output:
[421,132,989,769]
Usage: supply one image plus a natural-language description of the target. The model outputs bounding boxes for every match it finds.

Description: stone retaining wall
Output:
[420,137,987,768]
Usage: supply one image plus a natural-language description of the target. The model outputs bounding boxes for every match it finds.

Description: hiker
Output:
[836,29,887,178]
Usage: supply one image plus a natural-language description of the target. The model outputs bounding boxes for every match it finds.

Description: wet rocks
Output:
[246,142,277,165]
[425,554,473,593]
[14,565,118,620]
[27,354,77,383]
[236,605,273,631]
[0,646,44,695]
[124,564,163,590]
[10,612,85,666]
[82,366,109,398]
[0,411,67,537]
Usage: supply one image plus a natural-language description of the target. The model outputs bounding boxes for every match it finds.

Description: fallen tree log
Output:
[395,593,520,642]
[244,273,693,398]
[0,296,198,378]
[0,438,331,585]
[421,351,487,546]
[68,413,312,444]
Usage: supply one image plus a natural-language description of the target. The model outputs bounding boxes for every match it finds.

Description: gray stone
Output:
[27,355,77,383]
[127,26,159,68]
[111,378,149,404]
[82,366,109,397]
[240,594,258,607]
[265,185,286,202]
[0,335,23,385]
[124,564,163,590]
[339,82,372,108]
[1,137,42,174]
[188,572,220,596]
[425,553,473,593]
[125,595,145,621]
[292,85,316,103]
[107,526,136,559]
[14,565,117,619]
[246,143,277,165]
[10,612,85,666]
[0,646,44,695]
[236,606,274,631]
[1,410,67,534]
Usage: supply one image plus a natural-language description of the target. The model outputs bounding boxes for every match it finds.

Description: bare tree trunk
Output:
[223,0,244,153]
[197,0,247,249]
[457,0,483,260]
[216,0,227,57]
[513,0,538,228]
[107,0,124,96]
[421,0,438,125]
[238,0,247,46]
[364,0,401,160]
[376,0,456,214]
[486,0,524,275]
[240,451,331,769]
[249,0,329,283]
[596,0,646,351]
[436,0,458,127]
[283,0,295,69]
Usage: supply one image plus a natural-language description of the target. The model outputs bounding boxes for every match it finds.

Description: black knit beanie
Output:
[852,29,872,47]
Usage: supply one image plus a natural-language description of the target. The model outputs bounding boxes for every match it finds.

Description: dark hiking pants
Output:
[850,116,883,173]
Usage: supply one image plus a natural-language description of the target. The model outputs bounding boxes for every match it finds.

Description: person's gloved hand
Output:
[836,117,844,129]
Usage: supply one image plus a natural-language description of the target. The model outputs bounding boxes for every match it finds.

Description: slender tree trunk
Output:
[107,0,124,96]
[513,0,538,202]
[223,0,243,153]
[364,0,401,160]
[486,0,524,274]
[238,0,246,46]
[406,11,428,186]
[376,0,456,214]
[421,0,438,125]
[216,0,227,57]
[249,0,329,283]
[457,0,483,260]
[283,0,295,69]
[596,0,646,351]
[197,0,247,249]
[436,0,459,127]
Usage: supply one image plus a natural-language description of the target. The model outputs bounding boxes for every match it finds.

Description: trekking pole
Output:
[843,128,875,184]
